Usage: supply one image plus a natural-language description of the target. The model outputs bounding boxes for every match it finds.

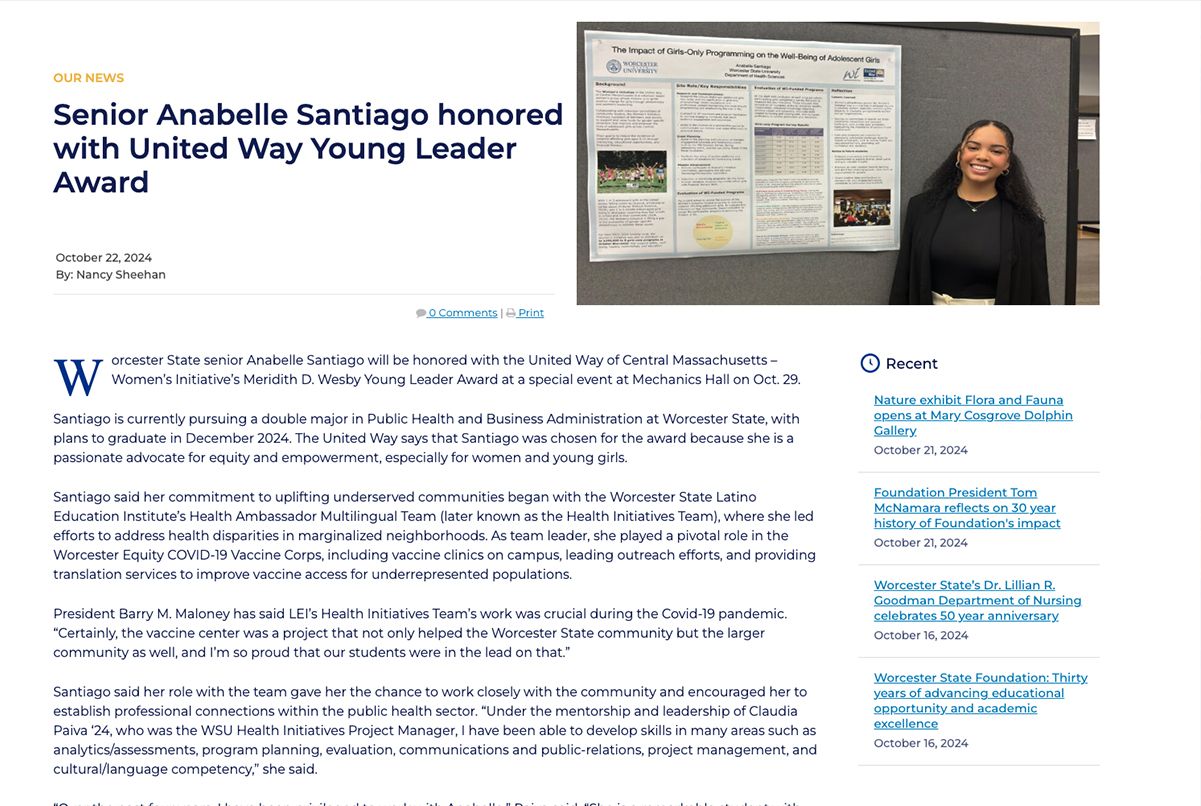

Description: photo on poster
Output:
[597,151,668,193]
[832,189,891,228]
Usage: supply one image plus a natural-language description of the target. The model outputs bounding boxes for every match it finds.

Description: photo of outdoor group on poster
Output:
[585,31,902,261]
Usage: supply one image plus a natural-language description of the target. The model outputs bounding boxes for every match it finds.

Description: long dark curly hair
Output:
[921,119,1043,222]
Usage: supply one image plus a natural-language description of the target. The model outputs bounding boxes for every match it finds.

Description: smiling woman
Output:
[890,120,1050,305]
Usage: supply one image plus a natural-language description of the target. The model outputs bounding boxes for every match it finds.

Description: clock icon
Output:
[860,353,881,373]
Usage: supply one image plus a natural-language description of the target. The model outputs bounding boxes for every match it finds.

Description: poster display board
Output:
[585,31,902,261]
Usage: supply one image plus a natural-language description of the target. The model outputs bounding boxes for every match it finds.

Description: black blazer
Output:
[889,191,1050,304]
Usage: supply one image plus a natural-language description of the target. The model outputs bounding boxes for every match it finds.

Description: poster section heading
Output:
[585,31,901,260]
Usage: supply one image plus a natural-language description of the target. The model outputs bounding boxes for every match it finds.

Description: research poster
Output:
[5,5,1201,806]
[585,31,901,260]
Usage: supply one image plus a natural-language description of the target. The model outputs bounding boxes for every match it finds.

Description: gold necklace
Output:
[961,195,995,213]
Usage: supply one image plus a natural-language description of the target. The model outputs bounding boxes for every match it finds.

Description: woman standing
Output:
[890,120,1050,304]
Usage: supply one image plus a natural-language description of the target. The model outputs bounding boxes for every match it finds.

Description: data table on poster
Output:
[754,127,825,176]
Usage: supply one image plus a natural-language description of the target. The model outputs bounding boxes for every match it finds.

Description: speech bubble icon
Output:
[416,308,427,318]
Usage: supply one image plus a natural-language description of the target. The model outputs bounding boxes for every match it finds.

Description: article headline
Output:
[50,101,565,193]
